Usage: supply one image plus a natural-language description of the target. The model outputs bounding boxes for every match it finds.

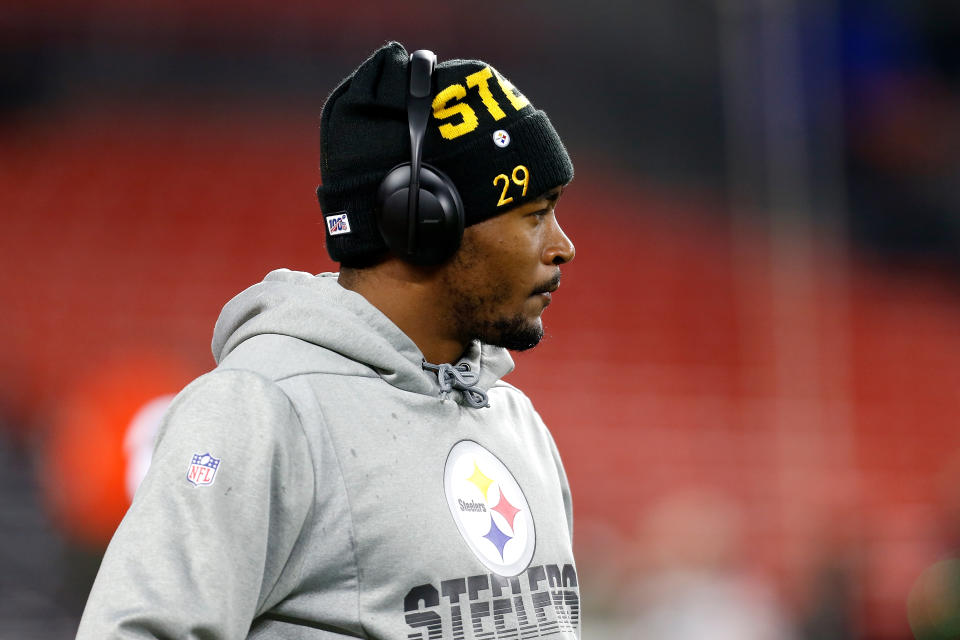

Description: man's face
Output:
[439,187,575,351]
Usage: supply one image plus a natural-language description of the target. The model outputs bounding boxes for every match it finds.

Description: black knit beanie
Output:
[317,42,574,265]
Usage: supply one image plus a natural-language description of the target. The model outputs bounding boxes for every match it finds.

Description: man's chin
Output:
[485,316,544,352]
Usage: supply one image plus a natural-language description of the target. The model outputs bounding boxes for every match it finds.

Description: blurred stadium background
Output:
[4,0,960,638]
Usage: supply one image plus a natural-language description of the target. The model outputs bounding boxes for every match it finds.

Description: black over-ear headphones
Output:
[376,49,465,265]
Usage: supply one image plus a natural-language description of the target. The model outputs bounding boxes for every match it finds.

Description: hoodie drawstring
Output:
[422,361,490,409]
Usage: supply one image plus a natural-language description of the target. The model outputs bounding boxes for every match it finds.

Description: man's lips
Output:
[531,272,562,303]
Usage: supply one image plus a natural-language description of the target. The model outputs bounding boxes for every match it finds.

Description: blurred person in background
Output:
[76,42,581,639]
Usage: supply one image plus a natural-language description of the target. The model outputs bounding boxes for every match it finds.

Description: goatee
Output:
[482,315,544,352]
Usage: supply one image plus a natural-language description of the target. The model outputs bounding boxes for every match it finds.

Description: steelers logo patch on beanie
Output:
[317,42,574,265]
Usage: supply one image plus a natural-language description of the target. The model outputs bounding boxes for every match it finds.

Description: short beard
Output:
[440,233,553,352]
[445,287,545,352]
[479,315,544,352]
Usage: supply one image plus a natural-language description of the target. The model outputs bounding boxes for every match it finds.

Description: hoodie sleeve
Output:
[76,369,315,640]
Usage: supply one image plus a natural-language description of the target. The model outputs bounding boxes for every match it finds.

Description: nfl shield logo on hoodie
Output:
[187,453,220,486]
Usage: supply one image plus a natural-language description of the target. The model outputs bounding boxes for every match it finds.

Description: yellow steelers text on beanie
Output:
[316,42,574,265]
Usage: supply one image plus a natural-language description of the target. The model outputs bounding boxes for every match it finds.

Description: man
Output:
[78,42,580,639]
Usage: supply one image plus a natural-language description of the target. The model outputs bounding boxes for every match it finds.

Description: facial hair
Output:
[446,272,560,352]
[483,313,544,351]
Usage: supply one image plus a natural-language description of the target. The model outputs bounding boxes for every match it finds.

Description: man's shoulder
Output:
[488,379,538,410]
[489,378,524,395]
[217,333,377,383]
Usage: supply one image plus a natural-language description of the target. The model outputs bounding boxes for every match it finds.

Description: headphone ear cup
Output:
[377,165,414,255]
[376,163,464,265]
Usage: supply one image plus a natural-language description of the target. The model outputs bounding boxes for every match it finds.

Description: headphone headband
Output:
[405,50,436,257]
[375,49,464,265]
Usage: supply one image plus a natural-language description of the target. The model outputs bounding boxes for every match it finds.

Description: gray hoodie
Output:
[77,270,579,639]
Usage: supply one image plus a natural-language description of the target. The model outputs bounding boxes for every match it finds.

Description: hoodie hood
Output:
[211,270,514,402]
